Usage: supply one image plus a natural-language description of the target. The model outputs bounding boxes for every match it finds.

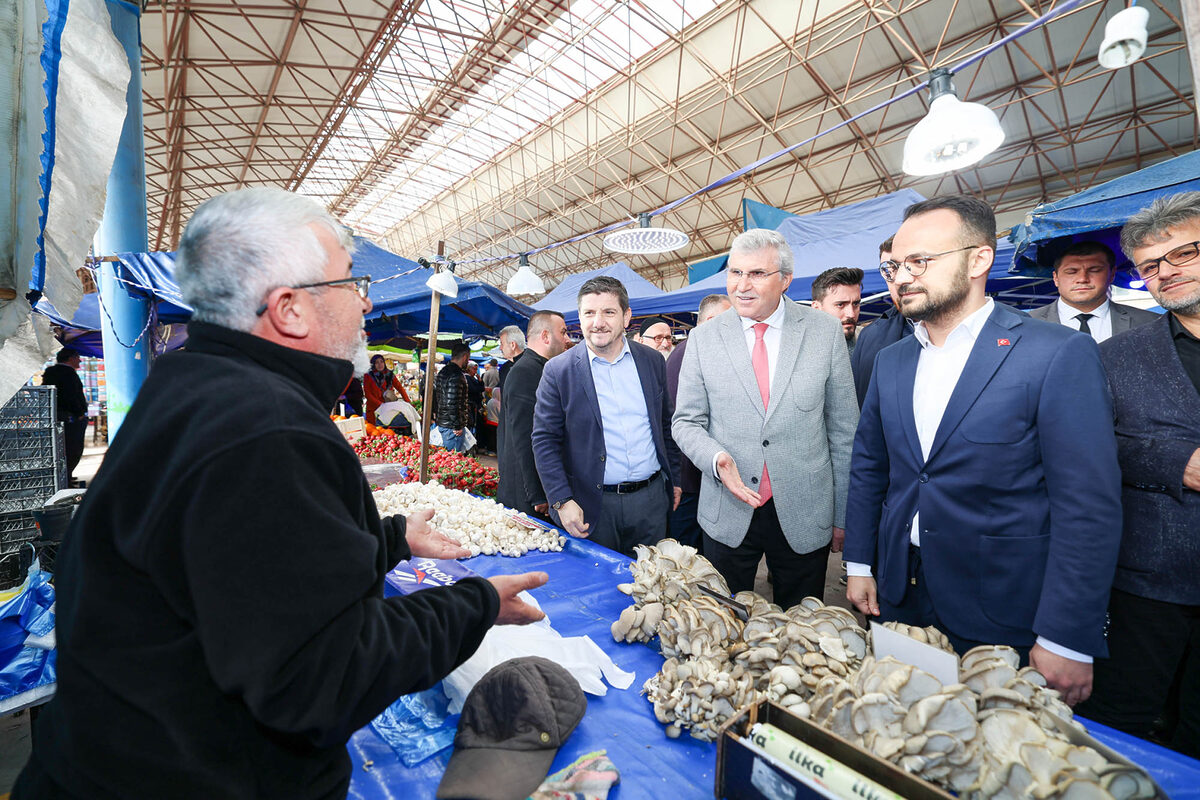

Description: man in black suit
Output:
[1029,241,1159,341]
[1077,193,1200,758]
[497,311,569,517]
[41,347,89,485]
[850,236,911,408]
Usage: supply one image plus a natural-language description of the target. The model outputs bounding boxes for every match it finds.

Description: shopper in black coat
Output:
[498,310,569,516]
[15,188,546,800]
[40,347,89,481]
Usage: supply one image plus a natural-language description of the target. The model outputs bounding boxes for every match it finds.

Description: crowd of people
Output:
[17,186,1198,799]
[497,192,1200,759]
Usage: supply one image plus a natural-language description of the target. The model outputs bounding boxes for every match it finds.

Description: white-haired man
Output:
[16,188,546,800]
[672,230,858,607]
[497,323,527,390]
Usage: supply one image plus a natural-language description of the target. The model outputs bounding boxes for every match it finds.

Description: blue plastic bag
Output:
[369,683,458,766]
[0,559,57,710]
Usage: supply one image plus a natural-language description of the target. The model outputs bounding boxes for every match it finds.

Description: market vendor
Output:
[363,352,410,424]
[15,187,547,800]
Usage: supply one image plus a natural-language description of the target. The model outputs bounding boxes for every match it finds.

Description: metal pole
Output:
[95,0,150,441]
[418,282,442,483]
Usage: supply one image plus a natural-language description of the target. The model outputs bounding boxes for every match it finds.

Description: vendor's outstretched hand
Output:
[488,572,549,625]
[405,509,471,559]
[1030,644,1093,706]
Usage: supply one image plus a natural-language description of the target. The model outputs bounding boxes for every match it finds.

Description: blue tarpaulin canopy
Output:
[533,262,665,324]
[1010,150,1200,282]
[34,237,534,352]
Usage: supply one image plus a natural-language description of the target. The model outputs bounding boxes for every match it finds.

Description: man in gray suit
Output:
[1029,241,1158,341]
[672,230,859,607]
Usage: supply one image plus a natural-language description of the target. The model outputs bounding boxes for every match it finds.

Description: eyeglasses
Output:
[255,275,371,316]
[645,334,673,343]
[727,268,782,284]
[1132,240,1200,281]
[879,245,980,283]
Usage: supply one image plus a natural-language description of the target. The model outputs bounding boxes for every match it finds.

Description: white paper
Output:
[870,621,959,686]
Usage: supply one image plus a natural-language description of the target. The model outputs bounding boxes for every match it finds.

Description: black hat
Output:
[437,656,586,800]
[638,316,671,336]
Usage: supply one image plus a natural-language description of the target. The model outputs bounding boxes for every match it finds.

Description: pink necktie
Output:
[752,323,772,502]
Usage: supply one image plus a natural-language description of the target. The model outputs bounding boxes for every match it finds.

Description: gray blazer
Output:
[1029,299,1160,334]
[672,299,858,554]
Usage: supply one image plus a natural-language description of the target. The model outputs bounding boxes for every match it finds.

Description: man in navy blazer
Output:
[843,195,1122,707]
[851,236,912,408]
[532,276,681,555]
[1075,193,1200,757]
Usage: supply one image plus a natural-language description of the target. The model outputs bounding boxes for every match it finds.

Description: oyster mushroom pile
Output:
[881,620,955,654]
[610,540,869,741]
[808,656,982,791]
[616,538,730,605]
[373,481,565,556]
[961,645,1079,734]
[643,656,758,741]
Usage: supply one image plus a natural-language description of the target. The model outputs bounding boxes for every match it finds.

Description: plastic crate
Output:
[0,469,59,513]
[0,545,35,590]
[0,387,55,430]
[0,428,56,472]
[0,511,40,545]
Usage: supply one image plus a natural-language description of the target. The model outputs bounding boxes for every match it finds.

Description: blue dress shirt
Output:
[588,341,660,484]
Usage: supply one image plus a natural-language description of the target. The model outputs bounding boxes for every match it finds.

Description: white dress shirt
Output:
[1056,298,1112,342]
[845,299,1087,662]
[712,298,786,476]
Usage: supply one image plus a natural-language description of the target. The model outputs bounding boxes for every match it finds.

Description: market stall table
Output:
[346,537,1200,800]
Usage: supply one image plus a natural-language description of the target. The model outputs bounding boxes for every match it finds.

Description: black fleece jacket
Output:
[17,322,500,800]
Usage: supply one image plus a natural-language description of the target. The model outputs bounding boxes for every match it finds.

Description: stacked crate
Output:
[0,387,63,587]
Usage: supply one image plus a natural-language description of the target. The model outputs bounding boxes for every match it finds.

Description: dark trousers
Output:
[590,473,670,557]
[878,544,1030,662]
[703,499,830,609]
[668,491,704,553]
[1076,589,1200,759]
[63,419,87,478]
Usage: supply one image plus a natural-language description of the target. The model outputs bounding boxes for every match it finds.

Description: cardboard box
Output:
[333,416,366,444]
[717,700,953,800]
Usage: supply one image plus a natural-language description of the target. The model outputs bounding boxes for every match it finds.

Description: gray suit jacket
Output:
[1030,299,1160,334]
[672,300,859,554]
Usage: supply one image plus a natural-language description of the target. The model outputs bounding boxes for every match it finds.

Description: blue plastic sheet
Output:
[0,563,56,707]
[346,535,1200,800]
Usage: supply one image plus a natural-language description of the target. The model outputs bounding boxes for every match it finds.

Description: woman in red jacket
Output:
[363,354,410,424]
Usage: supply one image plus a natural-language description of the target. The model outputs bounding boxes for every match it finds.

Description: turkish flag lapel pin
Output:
[997,338,1011,347]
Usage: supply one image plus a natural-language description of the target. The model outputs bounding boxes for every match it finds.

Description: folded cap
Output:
[437,656,586,800]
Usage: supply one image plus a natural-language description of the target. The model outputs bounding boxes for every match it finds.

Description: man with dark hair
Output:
[666,294,732,550]
[41,347,89,485]
[465,360,485,436]
[1075,192,1200,757]
[844,195,1121,707]
[1030,241,1158,341]
[850,236,911,407]
[498,310,569,517]
[673,231,858,607]
[434,342,471,452]
[532,277,681,555]
[811,267,864,353]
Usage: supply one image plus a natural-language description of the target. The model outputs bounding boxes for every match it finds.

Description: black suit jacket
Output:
[1100,315,1200,605]
[497,349,549,514]
[850,306,910,408]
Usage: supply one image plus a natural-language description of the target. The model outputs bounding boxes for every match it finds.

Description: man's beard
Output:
[900,261,971,327]
[1153,280,1200,317]
[316,301,371,374]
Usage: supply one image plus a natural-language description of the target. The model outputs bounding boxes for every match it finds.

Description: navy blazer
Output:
[844,302,1122,656]
[532,341,681,530]
[1100,315,1200,606]
[850,306,911,408]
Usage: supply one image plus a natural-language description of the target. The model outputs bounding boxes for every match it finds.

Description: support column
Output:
[95,0,150,440]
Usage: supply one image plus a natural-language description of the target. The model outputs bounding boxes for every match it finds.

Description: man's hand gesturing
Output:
[488,572,549,625]
[716,452,763,507]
